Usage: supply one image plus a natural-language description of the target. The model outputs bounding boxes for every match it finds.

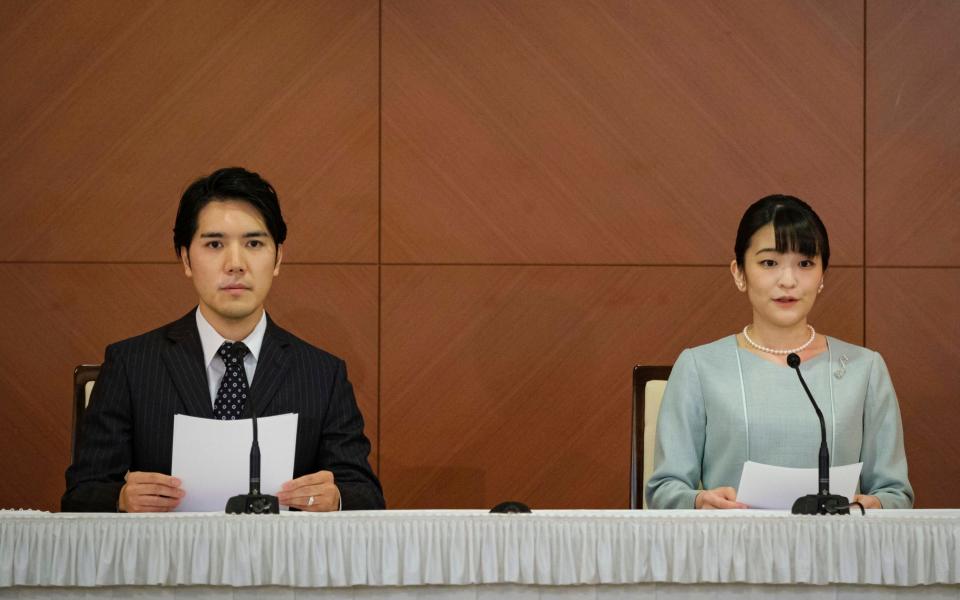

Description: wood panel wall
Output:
[865,0,960,507]
[0,0,956,512]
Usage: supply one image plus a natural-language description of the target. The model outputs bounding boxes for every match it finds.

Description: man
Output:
[63,167,384,512]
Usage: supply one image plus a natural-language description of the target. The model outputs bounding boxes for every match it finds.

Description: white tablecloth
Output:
[1,509,958,595]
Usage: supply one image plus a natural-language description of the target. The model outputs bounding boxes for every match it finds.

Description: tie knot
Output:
[218,341,249,362]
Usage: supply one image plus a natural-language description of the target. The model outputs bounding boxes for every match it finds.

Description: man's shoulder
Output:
[266,318,344,366]
[105,311,195,355]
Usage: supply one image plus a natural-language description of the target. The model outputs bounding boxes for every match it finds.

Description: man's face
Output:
[181,199,282,330]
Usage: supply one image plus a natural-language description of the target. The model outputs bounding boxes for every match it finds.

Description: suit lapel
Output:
[163,309,214,419]
[246,316,291,417]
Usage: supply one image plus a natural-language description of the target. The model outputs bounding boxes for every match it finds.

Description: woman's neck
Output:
[747,320,811,350]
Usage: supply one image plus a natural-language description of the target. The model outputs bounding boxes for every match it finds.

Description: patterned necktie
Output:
[214,341,250,420]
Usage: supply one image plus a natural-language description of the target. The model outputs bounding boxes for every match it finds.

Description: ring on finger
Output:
[307,496,315,507]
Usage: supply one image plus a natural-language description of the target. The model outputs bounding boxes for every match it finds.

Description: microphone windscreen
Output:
[787,353,801,368]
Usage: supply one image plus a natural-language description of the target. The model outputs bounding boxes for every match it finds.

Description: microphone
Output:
[225,403,279,514]
[490,501,532,514]
[786,353,850,515]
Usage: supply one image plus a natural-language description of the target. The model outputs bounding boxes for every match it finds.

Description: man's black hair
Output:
[174,167,287,258]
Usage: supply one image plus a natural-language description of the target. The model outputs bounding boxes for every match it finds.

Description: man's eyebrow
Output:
[198,231,269,238]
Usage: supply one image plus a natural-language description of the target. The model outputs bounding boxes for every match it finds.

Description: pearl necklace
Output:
[742,324,816,356]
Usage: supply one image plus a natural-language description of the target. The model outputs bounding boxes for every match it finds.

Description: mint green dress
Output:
[645,335,914,509]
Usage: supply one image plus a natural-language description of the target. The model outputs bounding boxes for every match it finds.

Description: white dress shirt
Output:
[195,309,267,408]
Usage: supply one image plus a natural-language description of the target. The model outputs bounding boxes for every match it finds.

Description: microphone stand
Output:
[786,353,852,515]
[225,403,279,514]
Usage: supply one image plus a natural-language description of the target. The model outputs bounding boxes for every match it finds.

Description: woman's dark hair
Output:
[174,167,287,258]
[734,194,830,270]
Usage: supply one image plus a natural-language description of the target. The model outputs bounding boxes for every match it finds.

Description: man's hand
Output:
[118,472,184,512]
[695,486,748,509]
[277,470,340,512]
[853,494,882,509]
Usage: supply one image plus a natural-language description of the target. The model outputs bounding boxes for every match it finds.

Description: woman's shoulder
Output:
[673,335,739,371]
[691,334,743,355]
[824,336,880,359]
[824,336,887,374]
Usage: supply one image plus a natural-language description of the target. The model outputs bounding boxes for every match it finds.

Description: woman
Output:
[646,195,913,509]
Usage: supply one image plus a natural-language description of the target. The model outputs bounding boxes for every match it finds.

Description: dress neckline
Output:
[731,334,830,370]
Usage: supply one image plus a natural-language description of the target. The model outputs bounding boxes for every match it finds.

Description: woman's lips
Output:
[774,297,798,305]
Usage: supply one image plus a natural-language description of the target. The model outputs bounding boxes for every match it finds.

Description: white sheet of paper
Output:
[171,413,298,512]
[736,460,863,509]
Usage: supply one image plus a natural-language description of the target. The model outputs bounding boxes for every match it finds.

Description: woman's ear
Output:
[730,260,746,292]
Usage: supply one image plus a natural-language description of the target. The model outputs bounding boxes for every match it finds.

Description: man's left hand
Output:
[277,470,340,511]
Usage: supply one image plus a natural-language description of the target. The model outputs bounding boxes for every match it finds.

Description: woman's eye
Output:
[760,259,776,267]
[799,259,816,268]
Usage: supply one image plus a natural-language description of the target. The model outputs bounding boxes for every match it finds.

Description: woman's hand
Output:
[695,486,748,509]
[852,494,882,509]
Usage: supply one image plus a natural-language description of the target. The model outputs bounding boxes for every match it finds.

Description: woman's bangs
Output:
[773,213,823,258]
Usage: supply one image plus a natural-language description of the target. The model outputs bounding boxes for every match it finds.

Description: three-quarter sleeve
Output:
[645,349,705,509]
[859,352,914,508]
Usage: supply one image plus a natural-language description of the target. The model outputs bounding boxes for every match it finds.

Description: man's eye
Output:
[206,241,222,249]
[248,240,263,248]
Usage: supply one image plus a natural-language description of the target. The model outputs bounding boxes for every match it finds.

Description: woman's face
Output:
[730,223,824,330]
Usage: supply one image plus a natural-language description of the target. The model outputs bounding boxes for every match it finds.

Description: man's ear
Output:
[181,248,193,277]
[273,244,283,276]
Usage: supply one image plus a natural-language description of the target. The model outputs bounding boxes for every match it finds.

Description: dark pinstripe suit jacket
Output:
[62,309,384,512]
